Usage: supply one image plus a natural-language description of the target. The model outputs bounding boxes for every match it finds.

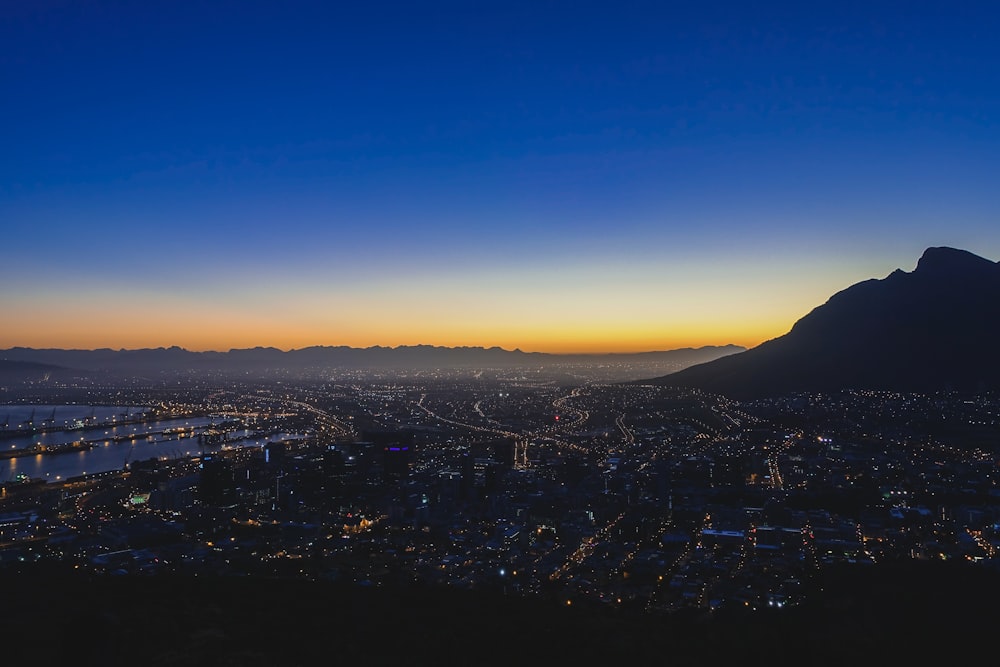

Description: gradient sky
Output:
[3,1,999,353]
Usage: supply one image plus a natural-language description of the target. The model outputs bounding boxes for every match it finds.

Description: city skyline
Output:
[4,2,999,353]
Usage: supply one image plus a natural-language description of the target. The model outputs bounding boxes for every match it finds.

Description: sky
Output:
[2,1,999,353]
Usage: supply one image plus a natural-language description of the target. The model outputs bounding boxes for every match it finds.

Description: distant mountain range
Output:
[0,359,66,382]
[657,247,1000,397]
[0,344,744,377]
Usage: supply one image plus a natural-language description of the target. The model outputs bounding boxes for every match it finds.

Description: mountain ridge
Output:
[1,344,745,375]
[655,247,1000,397]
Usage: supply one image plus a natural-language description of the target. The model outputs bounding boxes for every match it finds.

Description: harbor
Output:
[0,404,305,482]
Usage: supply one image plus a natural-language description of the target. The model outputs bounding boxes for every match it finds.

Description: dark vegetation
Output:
[2,560,996,665]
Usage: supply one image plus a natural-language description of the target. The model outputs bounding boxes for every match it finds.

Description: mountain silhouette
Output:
[0,359,68,381]
[657,247,1000,397]
[0,344,743,378]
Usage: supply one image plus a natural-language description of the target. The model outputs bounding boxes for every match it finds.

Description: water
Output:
[0,404,150,434]
[0,405,304,481]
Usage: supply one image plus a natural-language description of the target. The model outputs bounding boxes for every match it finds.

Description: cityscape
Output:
[2,319,1000,661]
[4,2,1000,664]
[4,371,1000,601]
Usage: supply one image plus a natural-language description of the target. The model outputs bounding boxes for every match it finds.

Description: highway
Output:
[551,387,589,432]
[615,413,636,445]
[275,398,353,438]
[415,394,588,455]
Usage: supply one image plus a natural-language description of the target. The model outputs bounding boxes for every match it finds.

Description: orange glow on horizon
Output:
[1,260,827,355]
[2,241,872,356]
[0,292,791,353]
[0,315,781,354]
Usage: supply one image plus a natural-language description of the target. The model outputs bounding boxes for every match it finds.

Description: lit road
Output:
[416,395,587,454]
[551,387,589,432]
[549,511,627,581]
[265,396,353,438]
[615,413,635,445]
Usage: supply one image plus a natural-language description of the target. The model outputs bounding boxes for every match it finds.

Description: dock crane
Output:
[21,408,36,430]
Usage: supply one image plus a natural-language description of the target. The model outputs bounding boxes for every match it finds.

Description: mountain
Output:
[0,344,744,377]
[0,359,69,382]
[657,247,1000,397]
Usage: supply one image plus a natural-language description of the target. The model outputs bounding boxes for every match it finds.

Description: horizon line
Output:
[2,342,749,356]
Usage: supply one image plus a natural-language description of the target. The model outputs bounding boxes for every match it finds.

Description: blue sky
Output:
[3,1,999,351]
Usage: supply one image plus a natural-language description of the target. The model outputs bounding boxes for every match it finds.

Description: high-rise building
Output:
[383,444,411,483]
[198,454,235,506]
[264,441,286,466]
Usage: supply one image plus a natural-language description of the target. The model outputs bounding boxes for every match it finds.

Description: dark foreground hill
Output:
[658,247,1000,397]
[1,562,997,665]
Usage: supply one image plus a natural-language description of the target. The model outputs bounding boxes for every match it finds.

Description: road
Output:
[415,394,588,455]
